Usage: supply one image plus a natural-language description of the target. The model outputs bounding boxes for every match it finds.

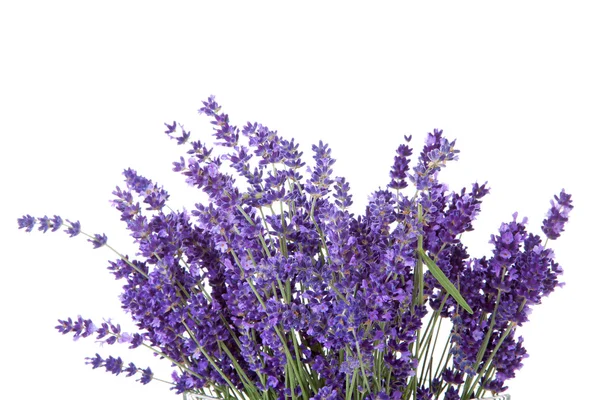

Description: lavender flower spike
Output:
[542,189,573,240]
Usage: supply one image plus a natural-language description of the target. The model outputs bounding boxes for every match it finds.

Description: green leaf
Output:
[417,248,473,314]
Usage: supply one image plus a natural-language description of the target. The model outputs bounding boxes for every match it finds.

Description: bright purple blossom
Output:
[542,189,573,240]
[65,220,81,237]
[389,139,413,190]
[19,96,571,400]
[164,121,176,134]
[88,233,108,249]
[165,121,191,145]
[17,215,36,232]
[84,353,152,384]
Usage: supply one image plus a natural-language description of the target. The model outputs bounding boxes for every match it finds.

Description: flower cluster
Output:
[18,96,572,400]
[55,316,152,384]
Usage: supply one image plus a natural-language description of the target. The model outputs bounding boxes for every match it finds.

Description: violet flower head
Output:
[333,176,353,209]
[17,215,36,232]
[122,168,170,211]
[85,353,152,384]
[542,189,573,240]
[139,367,153,384]
[306,140,336,197]
[197,94,220,117]
[164,122,191,145]
[18,214,83,238]
[88,233,108,249]
[38,215,63,233]
[410,129,459,190]
[65,220,81,237]
[164,121,177,134]
[388,140,413,190]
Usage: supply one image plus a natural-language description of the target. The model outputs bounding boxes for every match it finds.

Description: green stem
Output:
[235,205,272,258]
[229,247,309,400]
[71,224,149,278]
[181,320,245,400]
[461,270,506,400]
[309,197,331,262]
[471,322,516,399]
[352,330,372,396]
[217,340,263,400]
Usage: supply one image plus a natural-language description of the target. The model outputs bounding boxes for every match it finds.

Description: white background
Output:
[1,1,597,399]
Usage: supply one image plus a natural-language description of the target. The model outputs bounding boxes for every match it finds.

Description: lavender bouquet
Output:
[18,96,572,400]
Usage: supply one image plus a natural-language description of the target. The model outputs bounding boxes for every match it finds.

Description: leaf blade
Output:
[418,248,473,314]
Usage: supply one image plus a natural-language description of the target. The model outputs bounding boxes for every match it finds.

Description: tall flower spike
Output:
[306,140,335,197]
[199,95,239,147]
[542,189,573,240]
[122,169,170,211]
[388,141,413,190]
[410,129,459,190]
[333,177,353,209]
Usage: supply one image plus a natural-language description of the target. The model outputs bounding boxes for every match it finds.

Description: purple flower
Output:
[124,362,138,377]
[19,96,572,399]
[139,367,153,384]
[17,215,36,232]
[65,220,81,237]
[56,316,97,340]
[86,353,104,369]
[306,140,336,197]
[388,141,412,190]
[410,129,459,190]
[38,215,63,232]
[443,387,460,400]
[333,177,353,209]
[164,121,176,134]
[311,386,338,400]
[164,122,191,145]
[88,233,108,249]
[197,94,220,117]
[542,189,573,240]
[121,169,170,211]
[103,356,123,375]
[18,214,65,233]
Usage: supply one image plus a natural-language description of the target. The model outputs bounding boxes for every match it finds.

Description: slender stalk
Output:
[433,330,453,382]
[181,320,246,400]
[217,340,263,400]
[229,248,309,400]
[471,324,514,399]
[235,205,272,258]
[70,223,149,278]
[461,269,507,400]
[309,197,331,262]
[474,365,496,399]
[351,329,372,396]
[346,368,359,400]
